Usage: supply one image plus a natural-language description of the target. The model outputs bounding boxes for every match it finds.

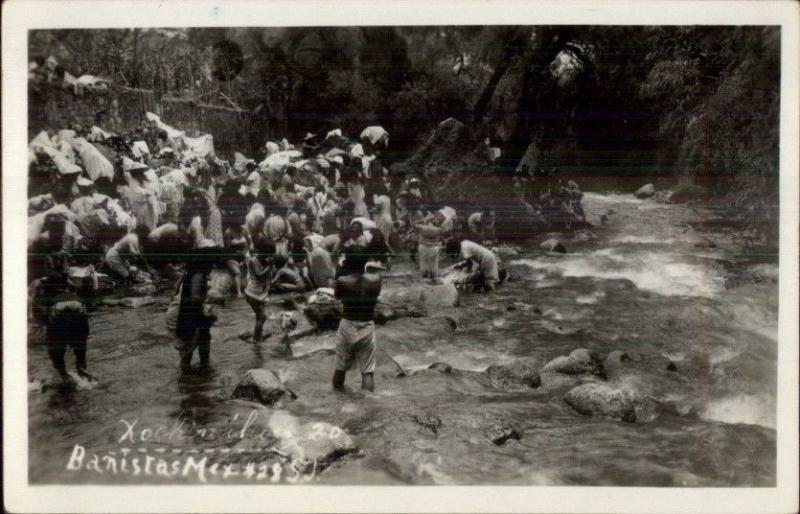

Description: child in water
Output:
[244,238,277,343]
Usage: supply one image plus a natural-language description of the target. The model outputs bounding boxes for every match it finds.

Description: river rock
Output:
[564,383,638,422]
[540,238,567,254]
[487,425,521,446]
[542,349,602,375]
[428,362,453,373]
[232,369,297,406]
[278,421,358,472]
[485,362,541,389]
[604,350,631,371]
[653,190,673,203]
[635,183,655,199]
[303,301,342,330]
[130,283,157,297]
[693,236,717,249]
[539,370,582,389]
[104,296,159,308]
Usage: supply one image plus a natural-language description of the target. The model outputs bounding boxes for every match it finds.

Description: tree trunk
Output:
[501,27,566,174]
[472,62,510,123]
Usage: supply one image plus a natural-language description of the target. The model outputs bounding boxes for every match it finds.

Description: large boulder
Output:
[232,369,297,406]
[564,383,659,423]
[278,421,358,472]
[634,183,655,199]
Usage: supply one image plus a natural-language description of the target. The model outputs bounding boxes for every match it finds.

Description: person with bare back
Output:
[331,246,382,392]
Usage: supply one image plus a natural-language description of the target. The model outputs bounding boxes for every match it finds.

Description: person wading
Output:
[332,246,382,392]
[174,239,220,374]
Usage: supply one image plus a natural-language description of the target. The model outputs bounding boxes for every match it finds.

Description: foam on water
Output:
[510,248,725,298]
[576,290,606,304]
[611,235,677,245]
[583,192,644,204]
[394,349,518,373]
[701,394,776,429]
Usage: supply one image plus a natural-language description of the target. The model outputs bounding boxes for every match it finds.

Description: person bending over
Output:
[269,255,307,294]
[332,246,382,392]
[445,238,502,292]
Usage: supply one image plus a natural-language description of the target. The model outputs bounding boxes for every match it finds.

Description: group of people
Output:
[28,113,507,392]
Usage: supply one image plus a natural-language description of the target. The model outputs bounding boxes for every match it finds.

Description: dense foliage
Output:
[30,26,780,242]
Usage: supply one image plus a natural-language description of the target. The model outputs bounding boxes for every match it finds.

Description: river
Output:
[27,191,778,486]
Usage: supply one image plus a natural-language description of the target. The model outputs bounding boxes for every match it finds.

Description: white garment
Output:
[246,171,262,196]
[132,141,150,158]
[71,137,114,181]
[360,126,389,146]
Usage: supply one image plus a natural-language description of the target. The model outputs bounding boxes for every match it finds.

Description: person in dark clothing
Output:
[33,272,94,384]
[174,242,221,374]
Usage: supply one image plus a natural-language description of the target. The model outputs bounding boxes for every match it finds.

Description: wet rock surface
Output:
[232,369,297,406]
[635,183,656,198]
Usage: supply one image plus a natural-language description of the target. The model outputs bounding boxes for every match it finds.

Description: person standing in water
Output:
[244,238,277,343]
[174,239,219,374]
[332,246,382,392]
[32,271,94,385]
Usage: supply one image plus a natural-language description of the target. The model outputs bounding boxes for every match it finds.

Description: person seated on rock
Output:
[445,238,501,292]
[244,237,277,343]
[32,271,94,385]
[269,255,307,294]
[332,246,382,392]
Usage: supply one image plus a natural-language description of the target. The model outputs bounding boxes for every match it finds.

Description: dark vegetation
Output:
[30,26,780,243]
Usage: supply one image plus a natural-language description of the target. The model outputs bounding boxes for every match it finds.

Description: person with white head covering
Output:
[304,235,336,289]
[265,141,280,156]
[373,195,395,252]
[360,126,389,147]
[122,157,159,231]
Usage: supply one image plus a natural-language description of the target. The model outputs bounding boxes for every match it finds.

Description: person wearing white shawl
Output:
[360,126,389,147]
[265,141,280,156]
[374,195,395,251]
[122,157,159,231]
[304,235,336,289]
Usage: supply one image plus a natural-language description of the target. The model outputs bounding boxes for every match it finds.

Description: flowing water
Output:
[27,192,778,486]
